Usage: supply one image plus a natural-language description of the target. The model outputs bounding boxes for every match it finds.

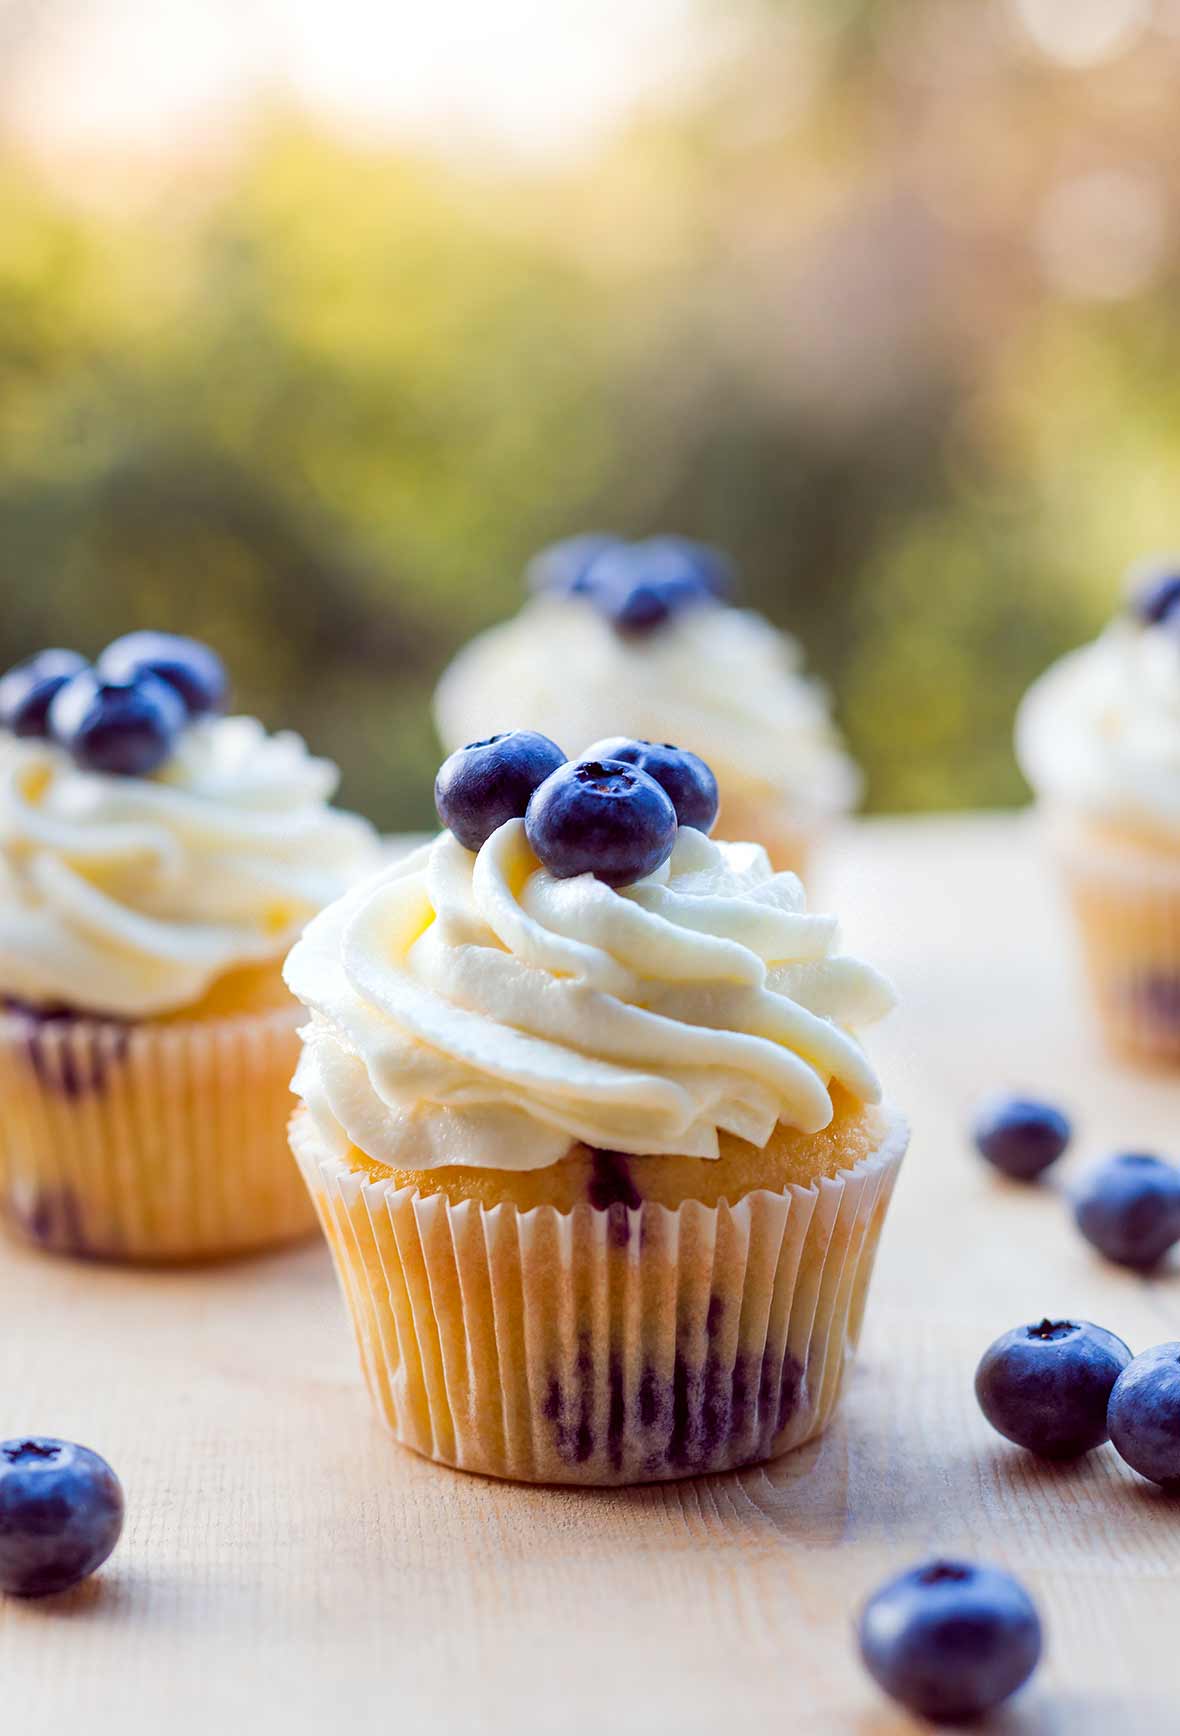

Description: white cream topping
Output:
[0,716,381,1016]
[434,597,861,819]
[1016,619,1180,836]
[285,822,894,1172]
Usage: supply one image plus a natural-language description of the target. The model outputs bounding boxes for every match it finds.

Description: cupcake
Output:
[0,632,380,1261]
[286,731,905,1485]
[1016,559,1180,1063]
[433,535,860,880]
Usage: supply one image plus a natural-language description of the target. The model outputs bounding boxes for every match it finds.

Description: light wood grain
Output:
[3,814,1180,1735]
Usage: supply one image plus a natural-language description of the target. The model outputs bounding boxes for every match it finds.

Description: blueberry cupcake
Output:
[0,634,380,1260]
[286,732,905,1485]
[1017,559,1180,1063]
[433,536,860,880]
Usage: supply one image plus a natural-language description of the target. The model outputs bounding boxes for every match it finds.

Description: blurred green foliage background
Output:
[2,0,1180,830]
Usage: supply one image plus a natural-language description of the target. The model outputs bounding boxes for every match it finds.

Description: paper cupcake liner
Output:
[0,1006,316,1262]
[291,1108,908,1486]
[1053,819,1180,1065]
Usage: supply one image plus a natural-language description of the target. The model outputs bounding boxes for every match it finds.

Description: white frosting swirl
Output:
[434,597,861,819]
[0,716,381,1016]
[1017,619,1180,837]
[285,821,894,1172]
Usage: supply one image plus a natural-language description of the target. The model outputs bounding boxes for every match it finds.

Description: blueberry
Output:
[975,1318,1132,1459]
[0,1437,123,1597]
[98,631,227,719]
[435,731,567,853]
[971,1094,1071,1181]
[1073,1152,1180,1269]
[49,670,186,778]
[1128,563,1180,627]
[525,533,623,597]
[857,1559,1042,1723]
[525,757,678,888]
[0,650,88,739]
[1107,1342,1180,1488]
[583,738,719,833]
[639,534,736,601]
[589,540,717,638]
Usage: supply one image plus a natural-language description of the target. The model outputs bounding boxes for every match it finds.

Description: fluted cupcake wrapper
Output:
[1053,820,1180,1066]
[0,1007,316,1262]
[291,1108,908,1486]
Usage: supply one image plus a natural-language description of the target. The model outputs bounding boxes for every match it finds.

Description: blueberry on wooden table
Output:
[435,730,567,852]
[98,630,228,719]
[525,757,678,887]
[1073,1152,1180,1269]
[857,1558,1042,1724]
[49,669,186,778]
[1107,1343,1180,1489]
[0,1437,123,1597]
[975,1318,1132,1459]
[0,649,88,740]
[970,1095,1071,1180]
[583,738,719,834]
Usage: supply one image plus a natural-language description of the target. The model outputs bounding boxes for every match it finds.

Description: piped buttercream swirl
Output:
[1016,618,1180,838]
[0,715,381,1016]
[285,820,894,1172]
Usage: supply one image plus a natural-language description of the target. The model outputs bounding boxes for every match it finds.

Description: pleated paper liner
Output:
[0,1006,316,1262]
[291,1107,908,1486]
[1052,815,1180,1066]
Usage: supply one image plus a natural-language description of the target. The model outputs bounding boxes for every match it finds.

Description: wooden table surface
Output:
[4,814,1180,1735]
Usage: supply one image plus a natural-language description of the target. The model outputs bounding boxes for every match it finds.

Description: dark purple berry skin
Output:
[583,738,719,833]
[1073,1152,1180,1270]
[975,1318,1132,1459]
[857,1559,1042,1724]
[526,533,623,597]
[1129,566,1180,627]
[1107,1343,1180,1488]
[0,650,88,739]
[971,1095,1071,1181]
[641,535,736,601]
[98,631,227,719]
[525,758,677,888]
[435,731,567,853]
[48,670,185,778]
[0,1437,123,1597]
[589,540,719,638]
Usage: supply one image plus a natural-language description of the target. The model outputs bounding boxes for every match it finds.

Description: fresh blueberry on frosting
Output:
[526,532,623,597]
[98,630,228,719]
[435,730,567,852]
[48,668,186,778]
[525,757,678,887]
[0,650,88,740]
[640,534,736,601]
[590,539,718,639]
[584,738,719,834]
[1127,560,1180,628]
